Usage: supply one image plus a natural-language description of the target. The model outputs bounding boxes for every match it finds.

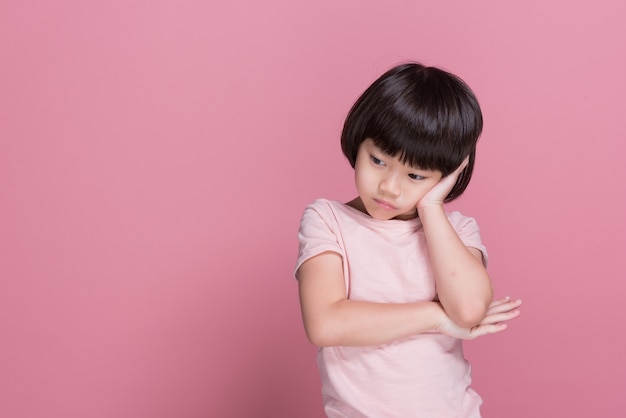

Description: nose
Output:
[379,172,401,198]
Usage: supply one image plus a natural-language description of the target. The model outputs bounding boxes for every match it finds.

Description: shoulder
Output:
[298,199,340,234]
[297,198,364,245]
[303,198,342,212]
[447,210,488,263]
[446,211,481,231]
[295,199,348,277]
[300,199,349,224]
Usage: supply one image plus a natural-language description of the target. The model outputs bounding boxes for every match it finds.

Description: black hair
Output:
[340,62,483,202]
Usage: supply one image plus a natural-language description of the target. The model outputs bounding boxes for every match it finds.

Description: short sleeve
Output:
[448,211,489,267]
[294,200,345,279]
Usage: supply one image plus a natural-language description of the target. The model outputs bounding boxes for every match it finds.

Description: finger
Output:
[487,298,522,314]
[449,156,469,178]
[468,323,508,339]
[480,309,521,325]
[488,296,512,308]
[485,306,521,320]
[459,156,470,171]
[442,156,470,182]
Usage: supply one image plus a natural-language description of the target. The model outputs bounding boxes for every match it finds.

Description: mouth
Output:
[373,198,397,211]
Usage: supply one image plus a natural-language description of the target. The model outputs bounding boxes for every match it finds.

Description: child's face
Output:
[354,138,443,220]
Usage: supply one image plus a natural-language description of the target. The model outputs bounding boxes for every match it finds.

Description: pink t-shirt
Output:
[295,199,488,417]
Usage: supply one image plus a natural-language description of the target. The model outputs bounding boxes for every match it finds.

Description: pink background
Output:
[1,1,625,417]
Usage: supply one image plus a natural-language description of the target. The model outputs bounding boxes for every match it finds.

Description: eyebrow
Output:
[366,141,438,174]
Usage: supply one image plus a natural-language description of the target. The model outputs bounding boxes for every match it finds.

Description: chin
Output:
[393,210,418,220]
[366,208,398,221]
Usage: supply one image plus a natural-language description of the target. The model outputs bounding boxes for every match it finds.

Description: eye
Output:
[370,155,385,166]
[408,173,425,180]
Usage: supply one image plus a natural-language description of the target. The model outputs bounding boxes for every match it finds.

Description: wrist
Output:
[419,301,446,332]
[417,202,445,217]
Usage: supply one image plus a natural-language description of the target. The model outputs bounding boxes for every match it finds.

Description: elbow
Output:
[303,321,337,348]
[452,300,491,328]
[302,299,348,347]
[303,323,323,347]
[456,287,494,327]
[454,311,486,328]
[306,333,330,348]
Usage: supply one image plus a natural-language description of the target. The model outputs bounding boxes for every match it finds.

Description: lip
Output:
[373,198,397,211]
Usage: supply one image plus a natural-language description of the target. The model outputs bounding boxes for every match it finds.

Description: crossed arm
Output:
[297,160,521,348]
[297,251,520,348]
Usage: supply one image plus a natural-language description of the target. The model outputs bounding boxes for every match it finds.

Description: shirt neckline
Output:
[330,199,423,229]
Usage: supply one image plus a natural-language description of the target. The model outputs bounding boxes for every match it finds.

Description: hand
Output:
[417,157,469,209]
[436,297,522,340]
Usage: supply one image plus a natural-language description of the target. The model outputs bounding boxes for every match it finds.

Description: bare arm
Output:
[297,250,519,347]
[297,251,443,347]
[417,159,494,327]
[418,205,493,327]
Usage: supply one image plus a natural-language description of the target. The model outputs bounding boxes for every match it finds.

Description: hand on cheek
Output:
[417,157,469,209]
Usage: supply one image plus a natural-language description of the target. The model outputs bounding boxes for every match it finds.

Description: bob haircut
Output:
[341,62,483,202]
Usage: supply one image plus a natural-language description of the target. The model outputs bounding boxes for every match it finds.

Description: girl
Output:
[295,63,522,417]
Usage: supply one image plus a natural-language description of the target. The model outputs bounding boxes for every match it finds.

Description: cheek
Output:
[353,168,366,194]
[407,182,438,202]
[354,165,374,189]
[423,182,440,198]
